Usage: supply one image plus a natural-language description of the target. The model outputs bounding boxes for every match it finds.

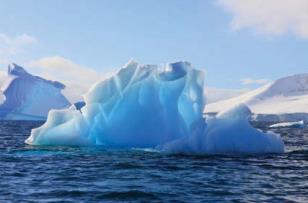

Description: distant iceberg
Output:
[26,61,284,154]
[269,120,305,129]
[0,63,70,120]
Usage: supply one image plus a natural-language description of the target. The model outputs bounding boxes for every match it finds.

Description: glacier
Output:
[26,61,284,154]
[0,63,71,120]
[206,73,308,122]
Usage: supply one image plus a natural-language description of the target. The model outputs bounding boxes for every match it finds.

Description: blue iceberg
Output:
[162,104,284,154]
[0,64,70,120]
[26,61,284,154]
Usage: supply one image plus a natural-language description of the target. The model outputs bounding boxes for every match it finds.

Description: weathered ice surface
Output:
[26,61,284,154]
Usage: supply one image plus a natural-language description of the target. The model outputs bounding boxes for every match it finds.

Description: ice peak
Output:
[123,59,138,69]
[8,63,29,77]
[6,63,66,90]
[218,103,251,120]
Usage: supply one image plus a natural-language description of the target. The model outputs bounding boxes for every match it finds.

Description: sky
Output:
[0,0,308,96]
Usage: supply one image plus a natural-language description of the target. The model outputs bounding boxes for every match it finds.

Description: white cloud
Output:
[0,33,37,67]
[27,56,102,85]
[240,77,270,85]
[0,70,6,85]
[0,33,37,55]
[27,56,114,102]
[206,87,249,103]
[0,58,9,66]
[217,0,308,38]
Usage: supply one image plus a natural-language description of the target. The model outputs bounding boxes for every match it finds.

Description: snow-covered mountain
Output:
[205,74,308,121]
[0,63,71,120]
[205,87,248,103]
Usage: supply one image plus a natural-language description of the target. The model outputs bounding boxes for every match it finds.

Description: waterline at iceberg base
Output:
[25,61,284,154]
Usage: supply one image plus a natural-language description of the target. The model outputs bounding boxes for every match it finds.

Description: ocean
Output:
[0,121,307,202]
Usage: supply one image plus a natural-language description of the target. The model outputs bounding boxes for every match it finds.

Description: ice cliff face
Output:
[0,63,70,120]
[26,61,284,154]
[26,61,205,146]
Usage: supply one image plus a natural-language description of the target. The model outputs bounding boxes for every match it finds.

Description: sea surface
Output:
[0,121,307,202]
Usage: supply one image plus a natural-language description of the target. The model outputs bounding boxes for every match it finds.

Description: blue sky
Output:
[0,0,308,90]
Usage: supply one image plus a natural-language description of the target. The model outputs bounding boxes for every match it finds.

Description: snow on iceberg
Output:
[26,61,284,154]
[0,63,70,120]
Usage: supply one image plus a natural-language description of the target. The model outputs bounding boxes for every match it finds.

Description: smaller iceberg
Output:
[0,63,70,120]
[269,120,305,129]
[26,61,284,154]
[162,104,284,154]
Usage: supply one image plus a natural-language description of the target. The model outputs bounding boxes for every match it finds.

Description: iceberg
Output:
[269,120,305,128]
[26,61,284,154]
[26,61,205,146]
[0,63,70,120]
[162,104,284,154]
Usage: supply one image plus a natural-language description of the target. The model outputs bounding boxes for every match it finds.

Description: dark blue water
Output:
[0,121,307,202]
